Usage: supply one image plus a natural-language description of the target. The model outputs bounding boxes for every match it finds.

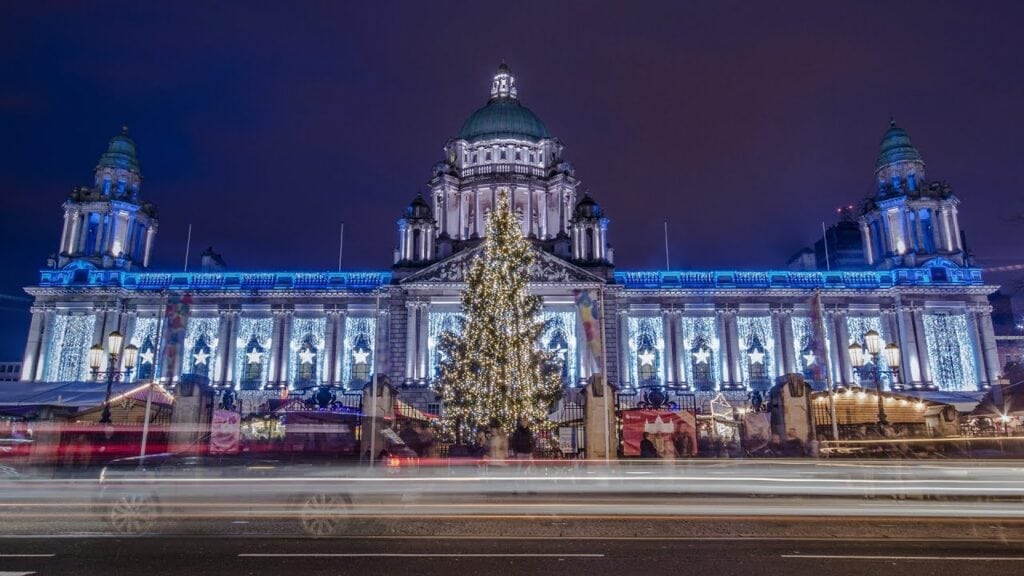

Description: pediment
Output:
[400,246,606,285]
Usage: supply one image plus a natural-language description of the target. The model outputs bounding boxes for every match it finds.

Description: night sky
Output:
[2,1,1023,359]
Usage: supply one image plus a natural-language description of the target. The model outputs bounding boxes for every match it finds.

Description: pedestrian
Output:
[672,422,695,458]
[640,432,659,458]
[486,419,508,464]
[806,433,821,458]
[417,422,435,458]
[510,417,535,460]
[399,420,420,454]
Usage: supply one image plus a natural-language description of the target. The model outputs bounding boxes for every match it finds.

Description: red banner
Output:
[209,409,241,454]
[621,410,697,457]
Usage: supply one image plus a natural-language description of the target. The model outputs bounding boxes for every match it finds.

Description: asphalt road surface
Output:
[1,529,1024,576]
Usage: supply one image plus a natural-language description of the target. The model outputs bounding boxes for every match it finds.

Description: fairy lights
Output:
[46,313,97,382]
[923,312,977,391]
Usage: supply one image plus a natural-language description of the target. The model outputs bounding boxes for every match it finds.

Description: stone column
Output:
[375,306,390,378]
[672,312,688,388]
[718,308,738,388]
[405,301,417,384]
[833,310,852,386]
[966,310,988,388]
[279,311,293,387]
[323,309,341,386]
[417,303,430,382]
[824,309,843,387]
[860,222,873,265]
[780,309,797,375]
[911,309,932,387]
[661,308,675,385]
[976,305,1001,385]
[33,308,56,381]
[771,308,787,378]
[618,310,631,388]
[267,310,285,388]
[214,310,232,386]
[20,306,47,382]
[895,303,922,385]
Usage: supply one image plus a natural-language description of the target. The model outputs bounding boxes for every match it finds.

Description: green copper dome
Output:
[458,99,550,142]
[457,64,551,143]
[97,126,141,173]
[875,120,922,170]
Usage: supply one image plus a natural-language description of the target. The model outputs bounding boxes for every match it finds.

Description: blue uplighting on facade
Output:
[613,267,985,290]
[37,269,393,291]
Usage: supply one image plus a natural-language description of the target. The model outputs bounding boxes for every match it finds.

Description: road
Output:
[1,528,1023,576]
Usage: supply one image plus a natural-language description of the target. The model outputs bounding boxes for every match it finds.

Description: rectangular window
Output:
[500,149,507,160]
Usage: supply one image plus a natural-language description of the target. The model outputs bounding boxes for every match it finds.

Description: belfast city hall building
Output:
[17,64,1000,418]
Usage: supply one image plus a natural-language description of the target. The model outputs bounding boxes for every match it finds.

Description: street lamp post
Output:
[89,330,139,425]
[848,329,901,433]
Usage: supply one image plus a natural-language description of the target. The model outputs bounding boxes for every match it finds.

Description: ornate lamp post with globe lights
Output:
[848,329,901,431]
[88,330,139,424]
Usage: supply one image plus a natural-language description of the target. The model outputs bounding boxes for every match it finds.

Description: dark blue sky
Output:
[2,1,1023,359]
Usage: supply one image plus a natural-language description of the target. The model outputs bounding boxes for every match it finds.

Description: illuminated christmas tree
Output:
[437,190,563,443]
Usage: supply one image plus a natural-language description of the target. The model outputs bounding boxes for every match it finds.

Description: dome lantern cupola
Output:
[875,119,926,195]
[457,63,551,143]
[395,194,437,266]
[570,194,612,264]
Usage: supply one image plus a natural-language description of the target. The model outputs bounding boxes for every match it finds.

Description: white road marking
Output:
[0,572,36,575]
[783,555,1024,561]
[239,553,604,558]
[0,555,53,558]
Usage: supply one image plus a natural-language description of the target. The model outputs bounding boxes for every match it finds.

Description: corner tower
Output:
[57,127,158,270]
[858,120,965,268]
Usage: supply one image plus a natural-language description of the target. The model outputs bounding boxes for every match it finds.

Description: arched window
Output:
[746,336,768,388]
[584,228,594,260]
[136,335,156,381]
[241,335,265,390]
[691,337,713,390]
[800,342,816,382]
[349,334,372,387]
[547,330,570,384]
[636,333,659,385]
[190,335,211,378]
[412,229,422,261]
[295,336,318,386]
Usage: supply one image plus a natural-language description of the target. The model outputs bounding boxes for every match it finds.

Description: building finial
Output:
[490,61,517,100]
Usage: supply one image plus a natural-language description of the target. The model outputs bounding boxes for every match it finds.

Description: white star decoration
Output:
[352,348,370,364]
[139,350,155,365]
[554,347,568,361]
[803,352,816,366]
[748,350,765,365]
[638,350,656,367]
[298,348,316,365]
[692,349,710,365]
[193,350,210,365]
[246,350,263,364]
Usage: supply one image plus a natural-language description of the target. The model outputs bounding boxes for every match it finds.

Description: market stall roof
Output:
[970,382,1024,418]
[0,380,172,409]
[395,399,437,421]
[901,390,985,413]
[812,387,952,425]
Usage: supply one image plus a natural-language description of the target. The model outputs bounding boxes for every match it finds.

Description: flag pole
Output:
[599,288,611,462]
[338,222,345,272]
[816,289,840,441]
[663,221,670,271]
[183,224,193,272]
[821,221,831,271]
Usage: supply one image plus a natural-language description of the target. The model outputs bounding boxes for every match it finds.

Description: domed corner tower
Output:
[57,126,158,271]
[570,194,613,267]
[858,120,965,269]
[425,63,610,265]
[393,194,438,269]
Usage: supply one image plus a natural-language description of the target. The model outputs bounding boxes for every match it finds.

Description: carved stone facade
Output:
[18,65,1001,415]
